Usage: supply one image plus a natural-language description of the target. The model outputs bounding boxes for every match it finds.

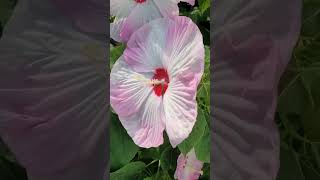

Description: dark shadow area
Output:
[0,0,108,180]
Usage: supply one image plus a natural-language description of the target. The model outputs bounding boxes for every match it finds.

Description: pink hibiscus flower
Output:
[174,148,204,180]
[110,0,195,42]
[110,16,204,148]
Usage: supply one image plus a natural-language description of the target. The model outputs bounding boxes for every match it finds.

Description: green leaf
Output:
[301,1,320,37]
[182,46,210,155]
[204,46,210,71]
[110,44,125,70]
[0,156,28,180]
[199,163,210,180]
[197,46,211,111]
[140,148,161,160]
[143,171,172,180]
[181,8,207,23]
[278,66,320,142]
[178,107,210,163]
[0,0,15,26]
[278,75,309,115]
[300,69,320,107]
[301,160,320,180]
[194,126,210,163]
[178,109,207,154]
[302,107,320,142]
[198,0,211,14]
[0,140,16,163]
[110,113,139,171]
[110,161,146,180]
[197,82,210,110]
[160,146,178,171]
[277,144,305,180]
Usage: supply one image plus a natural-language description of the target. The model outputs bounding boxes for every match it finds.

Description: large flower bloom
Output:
[174,148,204,180]
[110,16,204,148]
[110,0,195,42]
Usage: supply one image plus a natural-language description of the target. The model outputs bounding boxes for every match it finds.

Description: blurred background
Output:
[0,2,29,179]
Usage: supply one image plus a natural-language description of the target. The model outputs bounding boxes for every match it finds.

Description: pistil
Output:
[135,0,146,4]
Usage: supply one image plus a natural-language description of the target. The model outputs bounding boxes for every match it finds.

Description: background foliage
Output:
[0,0,319,179]
[276,1,320,179]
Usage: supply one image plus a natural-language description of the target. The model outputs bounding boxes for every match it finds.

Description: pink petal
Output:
[120,1,162,42]
[118,94,165,148]
[175,149,204,180]
[124,18,168,73]
[110,56,166,148]
[163,78,198,147]
[185,149,204,178]
[174,153,187,179]
[110,56,153,117]
[110,0,136,18]
[164,16,204,81]
[162,17,204,147]
[110,18,126,42]
[153,0,179,17]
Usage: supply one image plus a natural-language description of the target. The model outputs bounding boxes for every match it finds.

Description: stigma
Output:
[135,0,146,4]
[152,68,169,96]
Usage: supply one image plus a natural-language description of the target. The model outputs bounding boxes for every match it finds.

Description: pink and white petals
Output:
[162,16,204,147]
[119,94,166,148]
[110,18,126,42]
[111,17,204,148]
[110,56,153,117]
[124,19,168,73]
[120,0,162,42]
[110,0,136,18]
[110,57,165,148]
[110,0,196,42]
[174,149,204,180]
[163,16,204,80]
[164,78,198,147]
[153,0,179,17]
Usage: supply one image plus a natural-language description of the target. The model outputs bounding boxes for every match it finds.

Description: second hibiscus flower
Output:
[110,16,204,148]
[110,0,195,42]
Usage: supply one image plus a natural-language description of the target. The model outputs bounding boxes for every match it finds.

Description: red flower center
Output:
[152,68,169,96]
[135,0,146,3]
